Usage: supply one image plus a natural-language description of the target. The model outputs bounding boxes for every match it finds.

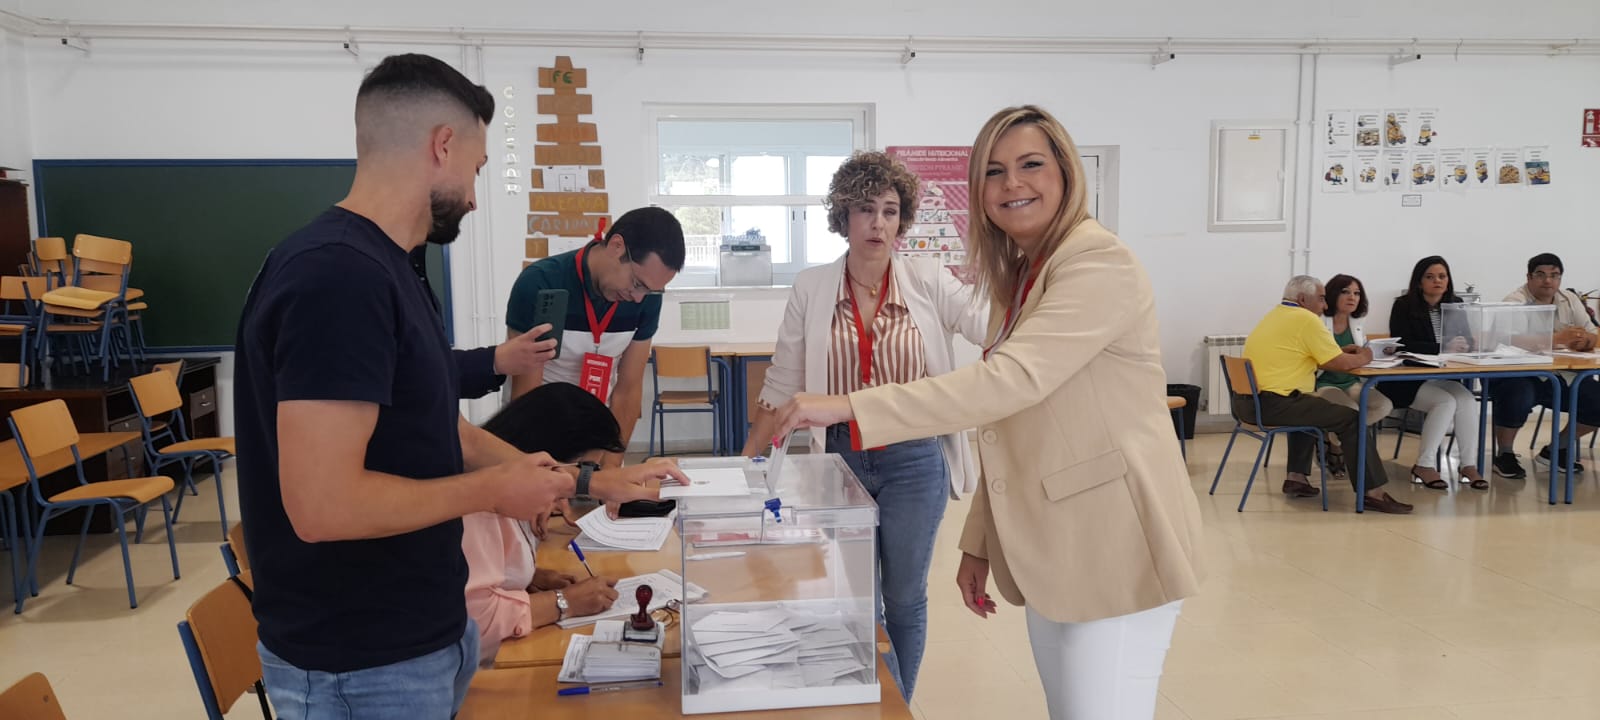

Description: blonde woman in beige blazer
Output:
[775,107,1203,720]
[743,151,987,701]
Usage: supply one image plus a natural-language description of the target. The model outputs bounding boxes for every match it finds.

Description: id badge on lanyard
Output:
[575,239,620,401]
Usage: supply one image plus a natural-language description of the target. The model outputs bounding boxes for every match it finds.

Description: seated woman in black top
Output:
[1384,256,1486,489]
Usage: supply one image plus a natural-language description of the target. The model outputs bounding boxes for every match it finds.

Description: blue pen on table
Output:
[568,539,595,578]
[557,680,663,697]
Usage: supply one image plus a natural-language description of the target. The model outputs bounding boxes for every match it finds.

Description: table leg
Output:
[1548,372,1564,505]
[1356,381,1372,513]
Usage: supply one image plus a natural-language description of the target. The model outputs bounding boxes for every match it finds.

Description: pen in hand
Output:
[568,539,596,578]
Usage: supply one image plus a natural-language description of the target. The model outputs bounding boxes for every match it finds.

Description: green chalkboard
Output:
[34,160,451,349]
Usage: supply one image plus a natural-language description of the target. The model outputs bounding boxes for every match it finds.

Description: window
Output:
[648,105,873,286]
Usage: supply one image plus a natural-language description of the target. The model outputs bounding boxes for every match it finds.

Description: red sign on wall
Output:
[1585,109,1600,148]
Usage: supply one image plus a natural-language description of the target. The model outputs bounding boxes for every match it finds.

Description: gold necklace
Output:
[845,269,881,298]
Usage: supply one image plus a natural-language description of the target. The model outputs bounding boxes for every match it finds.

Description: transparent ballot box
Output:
[674,455,880,714]
[1440,303,1556,365]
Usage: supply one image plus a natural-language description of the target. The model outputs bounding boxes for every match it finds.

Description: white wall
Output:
[1309,55,1600,326]
[13,1,1600,446]
[21,0,1600,42]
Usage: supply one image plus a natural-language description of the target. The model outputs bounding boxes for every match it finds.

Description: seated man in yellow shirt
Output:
[1239,276,1413,514]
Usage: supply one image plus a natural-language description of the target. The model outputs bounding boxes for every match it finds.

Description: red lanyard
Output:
[984,260,1043,359]
[574,244,619,346]
[844,263,894,386]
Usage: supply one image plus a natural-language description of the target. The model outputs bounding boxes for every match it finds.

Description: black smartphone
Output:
[617,499,677,518]
[530,288,569,360]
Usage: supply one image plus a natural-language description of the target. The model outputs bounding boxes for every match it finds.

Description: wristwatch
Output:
[554,590,569,622]
[574,460,601,500]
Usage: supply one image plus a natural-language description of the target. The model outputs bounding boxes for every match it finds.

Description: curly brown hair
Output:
[823,150,920,238]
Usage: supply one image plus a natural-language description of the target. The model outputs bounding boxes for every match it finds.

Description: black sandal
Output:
[1412,466,1448,490]
[1463,469,1489,490]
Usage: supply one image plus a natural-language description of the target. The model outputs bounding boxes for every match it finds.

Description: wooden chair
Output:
[40,234,137,380]
[129,367,237,538]
[0,672,67,720]
[1207,356,1332,512]
[648,346,722,457]
[30,236,70,286]
[1166,395,1188,459]
[221,522,249,577]
[177,572,274,719]
[0,277,43,382]
[10,399,180,609]
[0,364,32,613]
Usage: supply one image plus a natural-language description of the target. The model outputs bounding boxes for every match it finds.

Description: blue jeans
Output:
[825,424,949,702]
[257,619,479,720]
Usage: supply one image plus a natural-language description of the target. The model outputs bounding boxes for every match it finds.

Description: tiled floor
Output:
[5,423,1600,719]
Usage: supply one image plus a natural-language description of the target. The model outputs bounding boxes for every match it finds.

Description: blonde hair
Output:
[824,150,920,238]
[965,105,1092,309]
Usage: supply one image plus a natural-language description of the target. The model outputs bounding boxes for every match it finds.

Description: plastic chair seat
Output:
[50,475,175,504]
[40,286,119,311]
[46,322,104,333]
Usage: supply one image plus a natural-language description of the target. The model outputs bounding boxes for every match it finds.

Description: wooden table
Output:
[494,524,684,669]
[0,431,141,489]
[461,657,913,719]
[1351,361,1569,507]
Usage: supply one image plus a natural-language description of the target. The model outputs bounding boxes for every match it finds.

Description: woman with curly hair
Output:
[742,150,988,700]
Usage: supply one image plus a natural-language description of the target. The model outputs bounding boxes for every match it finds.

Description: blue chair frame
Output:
[1208,356,1332,512]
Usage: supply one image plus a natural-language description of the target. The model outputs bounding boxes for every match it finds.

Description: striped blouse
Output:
[827,268,927,395]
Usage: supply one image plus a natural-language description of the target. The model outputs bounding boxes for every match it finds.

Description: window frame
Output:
[645,103,874,286]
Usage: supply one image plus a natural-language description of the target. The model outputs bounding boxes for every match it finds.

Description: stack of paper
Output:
[558,621,662,683]
[661,467,752,498]
[687,607,870,693]
[556,570,708,630]
[573,509,675,552]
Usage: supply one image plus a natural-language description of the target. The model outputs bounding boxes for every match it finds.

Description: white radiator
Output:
[1203,334,1248,414]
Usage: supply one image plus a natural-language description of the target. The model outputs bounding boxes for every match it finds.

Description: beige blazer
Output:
[849,220,1204,623]
[759,254,990,496]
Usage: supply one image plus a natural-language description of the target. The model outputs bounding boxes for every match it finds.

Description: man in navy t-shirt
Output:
[234,54,666,718]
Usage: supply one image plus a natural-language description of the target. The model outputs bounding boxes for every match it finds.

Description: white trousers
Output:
[1410,380,1480,470]
[1025,599,1183,720]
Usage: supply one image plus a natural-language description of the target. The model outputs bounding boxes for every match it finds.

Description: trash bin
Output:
[1166,384,1201,440]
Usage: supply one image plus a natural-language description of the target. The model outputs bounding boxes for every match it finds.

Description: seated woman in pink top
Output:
[462,382,629,666]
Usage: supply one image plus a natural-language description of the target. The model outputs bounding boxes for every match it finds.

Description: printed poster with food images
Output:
[1320,152,1354,193]
[1438,148,1469,193]
[1382,109,1413,147]
[1468,148,1494,188]
[1382,149,1410,191]
[1353,150,1382,193]
[1524,146,1552,187]
[1409,149,1440,191]
[1494,148,1525,187]
[886,145,972,281]
[1354,110,1384,149]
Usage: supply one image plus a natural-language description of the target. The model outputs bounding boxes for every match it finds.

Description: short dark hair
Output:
[356,53,494,126]
[1527,253,1564,275]
[480,382,625,462]
[1323,274,1369,318]
[608,207,686,272]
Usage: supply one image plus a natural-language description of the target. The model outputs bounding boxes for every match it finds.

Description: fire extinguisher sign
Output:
[1585,109,1600,148]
